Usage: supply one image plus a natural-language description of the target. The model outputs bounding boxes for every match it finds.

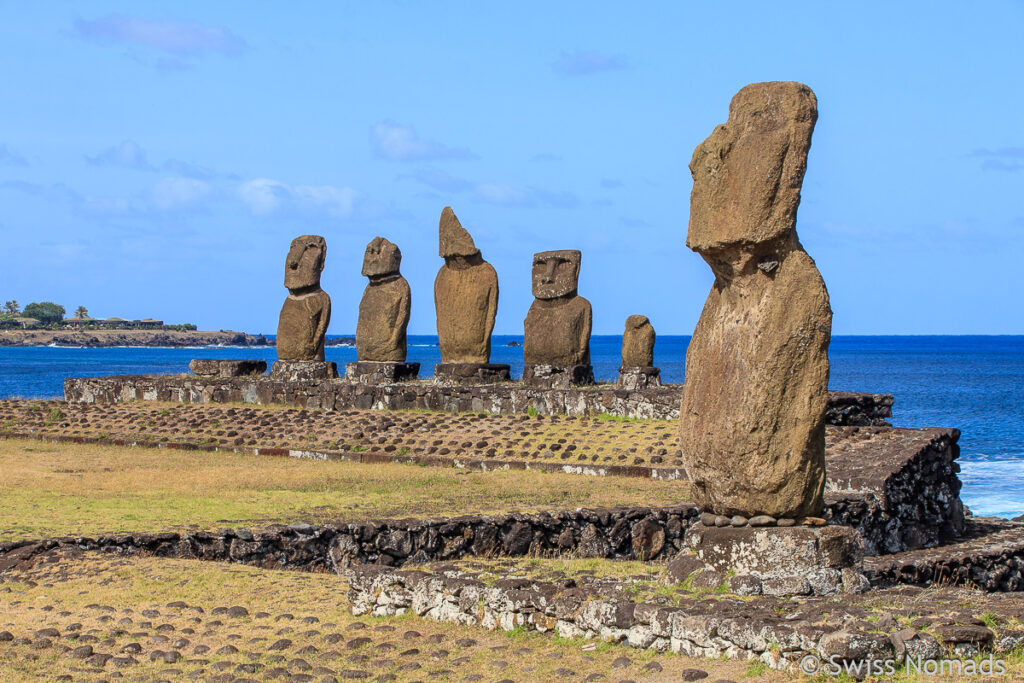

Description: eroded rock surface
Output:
[679,81,831,518]
[622,315,655,368]
[356,237,411,363]
[434,207,499,364]
[276,235,331,361]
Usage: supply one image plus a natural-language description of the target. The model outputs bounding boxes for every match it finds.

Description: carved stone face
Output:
[284,235,326,291]
[362,236,402,278]
[532,250,581,300]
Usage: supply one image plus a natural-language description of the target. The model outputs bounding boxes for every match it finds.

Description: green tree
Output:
[3,301,18,315]
[74,306,89,319]
[22,302,66,324]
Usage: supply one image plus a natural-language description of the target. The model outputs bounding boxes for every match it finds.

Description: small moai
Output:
[617,315,660,389]
[676,82,862,596]
[348,236,418,383]
[271,235,338,380]
[522,250,593,387]
[432,207,510,384]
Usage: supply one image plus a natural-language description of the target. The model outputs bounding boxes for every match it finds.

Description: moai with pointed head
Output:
[348,236,418,383]
[271,235,337,380]
[617,315,660,389]
[433,207,510,384]
[522,250,593,387]
[677,83,859,598]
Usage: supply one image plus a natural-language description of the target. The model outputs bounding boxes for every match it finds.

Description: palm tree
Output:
[3,300,18,315]
[74,306,89,319]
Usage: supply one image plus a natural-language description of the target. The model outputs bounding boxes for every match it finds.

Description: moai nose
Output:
[543,261,557,282]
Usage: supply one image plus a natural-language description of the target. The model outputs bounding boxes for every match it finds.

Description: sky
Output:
[1,2,1023,336]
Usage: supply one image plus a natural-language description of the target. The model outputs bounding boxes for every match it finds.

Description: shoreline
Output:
[0,330,357,349]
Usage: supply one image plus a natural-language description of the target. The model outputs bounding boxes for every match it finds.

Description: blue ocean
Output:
[1,335,1021,519]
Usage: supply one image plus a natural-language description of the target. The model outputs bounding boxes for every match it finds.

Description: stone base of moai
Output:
[270,360,339,381]
[673,522,869,596]
[522,364,595,388]
[345,361,420,384]
[433,363,512,386]
[189,359,267,379]
[616,366,661,390]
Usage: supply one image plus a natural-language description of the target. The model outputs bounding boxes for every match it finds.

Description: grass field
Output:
[0,553,777,682]
[0,438,689,541]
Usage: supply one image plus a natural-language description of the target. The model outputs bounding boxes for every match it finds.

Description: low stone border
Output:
[344,562,1020,672]
[64,374,894,424]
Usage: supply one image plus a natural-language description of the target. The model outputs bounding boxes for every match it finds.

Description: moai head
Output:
[439,206,480,264]
[283,235,327,292]
[625,314,650,332]
[687,81,817,258]
[362,236,402,279]
[531,250,581,300]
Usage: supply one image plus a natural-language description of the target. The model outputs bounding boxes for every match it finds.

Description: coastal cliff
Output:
[0,329,269,348]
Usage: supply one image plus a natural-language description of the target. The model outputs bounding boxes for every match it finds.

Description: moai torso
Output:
[276,235,331,361]
[433,206,499,364]
[356,237,411,362]
[523,296,592,366]
[277,291,331,361]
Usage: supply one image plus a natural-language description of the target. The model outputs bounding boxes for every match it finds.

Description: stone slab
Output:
[684,523,864,577]
[617,366,661,390]
[433,363,511,385]
[522,364,594,388]
[188,359,267,378]
[345,361,420,384]
[64,375,893,424]
[270,360,338,381]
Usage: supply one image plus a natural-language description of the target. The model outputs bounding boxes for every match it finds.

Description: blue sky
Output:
[1,2,1022,335]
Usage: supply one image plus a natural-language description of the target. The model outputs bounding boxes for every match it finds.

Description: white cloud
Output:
[86,140,153,170]
[75,15,246,56]
[237,178,288,215]
[150,177,211,209]
[0,144,28,167]
[475,183,530,206]
[237,178,359,218]
[371,122,475,162]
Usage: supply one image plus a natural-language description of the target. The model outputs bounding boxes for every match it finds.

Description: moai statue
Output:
[271,235,337,380]
[681,81,833,518]
[348,237,418,383]
[522,250,593,387]
[433,207,509,384]
[677,83,858,598]
[617,315,660,389]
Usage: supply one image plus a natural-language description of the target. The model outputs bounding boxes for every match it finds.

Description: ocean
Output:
[1,335,1022,519]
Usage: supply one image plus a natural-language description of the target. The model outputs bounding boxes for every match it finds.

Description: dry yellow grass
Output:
[0,553,785,682]
[0,438,689,541]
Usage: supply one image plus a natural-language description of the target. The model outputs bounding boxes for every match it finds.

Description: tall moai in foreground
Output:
[348,236,418,383]
[271,235,337,380]
[617,315,660,389]
[433,207,510,384]
[679,81,832,519]
[522,250,594,387]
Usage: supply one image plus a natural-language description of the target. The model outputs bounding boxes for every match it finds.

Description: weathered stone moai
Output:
[433,207,510,385]
[675,82,854,594]
[617,315,660,389]
[349,236,418,383]
[522,250,593,387]
[272,235,338,380]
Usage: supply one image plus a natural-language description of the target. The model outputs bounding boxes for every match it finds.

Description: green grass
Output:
[0,438,691,541]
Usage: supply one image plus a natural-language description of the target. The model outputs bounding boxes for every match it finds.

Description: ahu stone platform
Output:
[63,374,893,424]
